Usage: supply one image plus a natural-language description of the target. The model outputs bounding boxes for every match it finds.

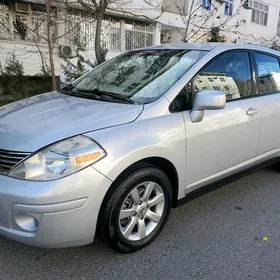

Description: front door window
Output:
[193,51,253,101]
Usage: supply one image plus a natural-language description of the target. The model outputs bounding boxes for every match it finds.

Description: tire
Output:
[98,164,172,253]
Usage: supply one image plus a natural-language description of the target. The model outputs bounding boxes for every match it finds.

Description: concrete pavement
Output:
[1,168,280,280]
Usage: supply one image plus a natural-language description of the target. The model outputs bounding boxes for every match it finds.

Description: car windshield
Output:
[70,49,208,104]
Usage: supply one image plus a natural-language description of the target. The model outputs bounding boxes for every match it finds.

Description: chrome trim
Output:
[0,149,30,175]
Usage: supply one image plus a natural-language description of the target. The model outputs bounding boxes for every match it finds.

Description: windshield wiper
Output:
[57,84,73,93]
[58,85,103,100]
[74,88,136,104]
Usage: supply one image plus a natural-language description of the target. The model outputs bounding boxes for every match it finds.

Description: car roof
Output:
[142,42,222,51]
[141,42,280,56]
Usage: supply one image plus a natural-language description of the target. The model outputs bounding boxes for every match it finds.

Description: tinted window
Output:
[193,51,253,101]
[255,53,280,94]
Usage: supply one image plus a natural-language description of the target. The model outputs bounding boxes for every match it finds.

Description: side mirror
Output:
[190,90,226,123]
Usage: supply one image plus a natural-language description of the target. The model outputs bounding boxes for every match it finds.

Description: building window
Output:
[224,0,233,16]
[251,1,269,26]
[125,20,154,51]
[67,13,121,51]
[202,0,211,10]
[102,17,121,51]
[67,11,91,47]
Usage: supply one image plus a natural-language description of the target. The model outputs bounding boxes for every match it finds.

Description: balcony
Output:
[0,6,155,52]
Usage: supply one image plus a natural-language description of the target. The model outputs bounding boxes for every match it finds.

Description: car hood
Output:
[0,91,144,152]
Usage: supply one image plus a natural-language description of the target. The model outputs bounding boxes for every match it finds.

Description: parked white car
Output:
[0,43,280,253]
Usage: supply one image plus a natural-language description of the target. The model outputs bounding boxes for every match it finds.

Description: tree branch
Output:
[183,0,195,41]
[186,3,243,42]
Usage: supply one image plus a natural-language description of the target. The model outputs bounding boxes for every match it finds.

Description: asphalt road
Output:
[1,168,280,280]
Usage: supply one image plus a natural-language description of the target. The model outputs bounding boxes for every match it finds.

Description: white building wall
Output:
[0,39,122,76]
[1,0,280,76]
[0,0,161,76]
[224,0,280,44]
[0,40,60,76]
[159,0,280,45]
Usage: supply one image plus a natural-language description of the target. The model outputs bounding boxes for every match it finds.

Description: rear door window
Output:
[254,53,280,94]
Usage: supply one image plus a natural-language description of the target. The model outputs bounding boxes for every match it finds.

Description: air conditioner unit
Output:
[13,1,29,13]
[243,0,254,10]
[59,45,75,58]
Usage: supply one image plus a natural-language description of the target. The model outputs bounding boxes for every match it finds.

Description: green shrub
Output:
[0,53,58,102]
[0,76,59,98]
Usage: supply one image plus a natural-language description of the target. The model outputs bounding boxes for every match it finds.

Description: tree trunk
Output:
[46,0,56,90]
[48,44,56,90]
[34,39,48,76]
[184,0,195,42]
[95,14,104,65]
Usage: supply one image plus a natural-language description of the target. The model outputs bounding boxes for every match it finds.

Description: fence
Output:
[0,6,155,52]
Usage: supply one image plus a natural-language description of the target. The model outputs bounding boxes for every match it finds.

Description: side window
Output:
[193,51,253,101]
[254,53,280,94]
[169,83,193,112]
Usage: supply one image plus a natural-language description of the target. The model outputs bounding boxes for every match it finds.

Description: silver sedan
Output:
[0,42,280,253]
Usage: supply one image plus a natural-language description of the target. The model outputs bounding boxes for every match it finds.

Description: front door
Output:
[182,50,261,193]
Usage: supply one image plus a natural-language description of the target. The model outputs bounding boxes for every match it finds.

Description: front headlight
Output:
[9,135,106,181]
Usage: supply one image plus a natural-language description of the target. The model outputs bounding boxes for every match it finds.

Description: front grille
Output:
[0,149,30,175]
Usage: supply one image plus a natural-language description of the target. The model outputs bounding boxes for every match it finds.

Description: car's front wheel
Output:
[98,165,172,253]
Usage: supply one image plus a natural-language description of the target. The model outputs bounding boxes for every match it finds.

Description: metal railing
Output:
[0,9,155,51]
[124,20,154,50]
[0,10,53,42]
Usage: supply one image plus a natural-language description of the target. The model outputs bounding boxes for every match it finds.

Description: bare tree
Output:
[73,0,162,65]
[259,37,280,51]
[45,0,56,89]
[164,0,243,43]
[270,39,280,51]
[73,0,130,65]
[39,0,81,89]
[0,0,162,90]
[0,1,86,90]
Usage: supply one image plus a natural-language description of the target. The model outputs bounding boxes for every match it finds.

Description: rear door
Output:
[253,52,280,162]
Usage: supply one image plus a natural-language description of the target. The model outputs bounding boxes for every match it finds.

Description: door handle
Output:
[247,108,259,116]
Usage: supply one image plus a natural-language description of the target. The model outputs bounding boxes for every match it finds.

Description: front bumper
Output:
[0,167,112,248]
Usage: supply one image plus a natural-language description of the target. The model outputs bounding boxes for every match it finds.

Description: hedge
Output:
[0,75,60,101]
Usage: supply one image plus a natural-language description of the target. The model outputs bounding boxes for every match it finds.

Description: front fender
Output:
[84,112,187,200]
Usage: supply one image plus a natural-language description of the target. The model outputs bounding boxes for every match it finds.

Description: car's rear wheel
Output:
[98,165,172,253]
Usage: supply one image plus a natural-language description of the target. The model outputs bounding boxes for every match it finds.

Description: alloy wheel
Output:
[119,181,165,241]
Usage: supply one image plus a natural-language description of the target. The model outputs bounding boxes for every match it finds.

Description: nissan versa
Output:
[0,43,280,253]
